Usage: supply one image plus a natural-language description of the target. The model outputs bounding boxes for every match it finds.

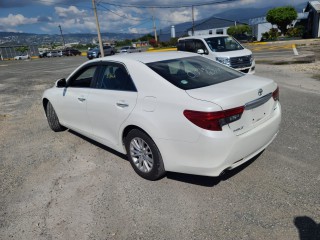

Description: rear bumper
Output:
[156,102,281,177]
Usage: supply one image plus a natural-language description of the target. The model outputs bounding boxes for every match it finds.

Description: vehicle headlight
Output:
[249,55,254,64]
[92,52,97,56]
[216,57,230,66]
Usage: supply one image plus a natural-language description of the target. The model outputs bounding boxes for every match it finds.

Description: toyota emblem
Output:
[258,88,263,96]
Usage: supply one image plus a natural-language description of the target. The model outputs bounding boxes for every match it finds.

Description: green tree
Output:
[227,25,251,36]
[266,6,297,35]
[15,46,29,54]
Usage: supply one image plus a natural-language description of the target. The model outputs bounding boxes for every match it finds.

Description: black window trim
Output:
[92,61,138,92]
[66,62,101,88]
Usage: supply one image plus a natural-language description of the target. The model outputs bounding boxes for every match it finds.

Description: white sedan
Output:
[14,54,30,60]
[42,51,281,180]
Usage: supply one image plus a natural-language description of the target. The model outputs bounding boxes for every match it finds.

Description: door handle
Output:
[78,97,86,102]
[116,102,129,108]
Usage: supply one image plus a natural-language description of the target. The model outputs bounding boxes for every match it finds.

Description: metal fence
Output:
[0,45,39,60]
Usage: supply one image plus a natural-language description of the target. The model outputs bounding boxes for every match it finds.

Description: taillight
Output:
[183,106,244,131]
[272,87,279,101]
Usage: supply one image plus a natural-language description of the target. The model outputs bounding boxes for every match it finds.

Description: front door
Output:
[58,64,99,135]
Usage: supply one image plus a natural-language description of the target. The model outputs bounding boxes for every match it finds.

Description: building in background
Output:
[249,12,309,41]
[187,17,243,36]
[304,1,320,38]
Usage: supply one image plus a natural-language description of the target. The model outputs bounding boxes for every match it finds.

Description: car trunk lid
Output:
[185,74,278,135]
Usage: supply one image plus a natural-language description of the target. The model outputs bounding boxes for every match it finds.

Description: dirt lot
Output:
[0,57,319,240]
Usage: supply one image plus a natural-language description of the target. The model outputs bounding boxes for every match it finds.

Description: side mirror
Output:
[56,78,66,88]
[197,49,205,55]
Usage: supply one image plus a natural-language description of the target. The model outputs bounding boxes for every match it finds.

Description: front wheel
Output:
[125,129,165,180]
[46,101,66,132]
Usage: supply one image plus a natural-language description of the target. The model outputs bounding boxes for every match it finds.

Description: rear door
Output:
[87,62,138,147]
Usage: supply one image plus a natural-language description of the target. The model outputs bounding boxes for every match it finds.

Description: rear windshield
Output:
[146,56,243,90]
[205,36,243,52]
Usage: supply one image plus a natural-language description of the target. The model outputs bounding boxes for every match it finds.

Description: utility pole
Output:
[58,25,66,49]
[152,8,158,43]
[192,5,195,36]
[92,0,104,57]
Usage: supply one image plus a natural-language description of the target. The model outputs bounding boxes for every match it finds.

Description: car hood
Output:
[209,48,252,58]
[87,49,99,53]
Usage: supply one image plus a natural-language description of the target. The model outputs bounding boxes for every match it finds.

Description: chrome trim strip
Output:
[245,93,272,110]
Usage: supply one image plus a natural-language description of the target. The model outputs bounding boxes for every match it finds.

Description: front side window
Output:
[68,65,97,88]
[194,40,208,54]
[147,56,243,90]
[95,63,136,91]
[205,36,243,52]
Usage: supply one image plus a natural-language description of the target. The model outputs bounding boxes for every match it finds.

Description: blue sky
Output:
[0,0,308,35]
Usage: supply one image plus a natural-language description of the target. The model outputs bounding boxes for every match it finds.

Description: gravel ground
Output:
[0,57,319,240]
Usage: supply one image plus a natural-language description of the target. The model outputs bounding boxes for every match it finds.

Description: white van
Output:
[177,35,255,74]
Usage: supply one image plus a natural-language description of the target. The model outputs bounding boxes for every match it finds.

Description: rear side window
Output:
[177,40,185,51]
[147,56,243,90]
[95,63,136,91]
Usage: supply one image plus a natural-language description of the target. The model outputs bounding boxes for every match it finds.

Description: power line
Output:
[99,0,240,9]
[97,3,150,21]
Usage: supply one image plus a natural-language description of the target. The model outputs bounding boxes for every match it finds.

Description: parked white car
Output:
[42,52,281,180]
[14,54,30,60]
[178,35,255,74]
[120,46,141,53]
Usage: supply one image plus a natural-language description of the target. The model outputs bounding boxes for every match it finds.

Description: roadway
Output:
[244,43,298,59]
[0,56,319,239]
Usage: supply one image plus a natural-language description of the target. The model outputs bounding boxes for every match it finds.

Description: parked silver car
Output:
[120,46,141,53]
[47,51,59,57]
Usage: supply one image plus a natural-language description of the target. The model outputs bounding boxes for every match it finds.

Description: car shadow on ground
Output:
[68,130,128,161]
[294,216,320,240]
[166,152,263,187]
[68,129,262,186]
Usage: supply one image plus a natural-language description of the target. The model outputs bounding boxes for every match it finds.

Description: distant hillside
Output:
[0,32,141,46]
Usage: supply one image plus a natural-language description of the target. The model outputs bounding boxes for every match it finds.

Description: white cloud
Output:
[0,14,38,27]
[55,6,87,18]
[128,27,150,34]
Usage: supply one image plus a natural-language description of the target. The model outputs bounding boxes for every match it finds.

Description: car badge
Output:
[258,88,263,96]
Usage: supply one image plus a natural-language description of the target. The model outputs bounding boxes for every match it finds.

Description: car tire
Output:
[97,53,101,58]
[111,51,115,55]
[125,129,165,180]
[46,101,66,132]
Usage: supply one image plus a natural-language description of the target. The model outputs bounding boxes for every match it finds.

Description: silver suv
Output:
[87,46,115,59]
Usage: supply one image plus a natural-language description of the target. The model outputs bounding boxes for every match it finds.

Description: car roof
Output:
[97,51,198,64]
[179,35,229,40]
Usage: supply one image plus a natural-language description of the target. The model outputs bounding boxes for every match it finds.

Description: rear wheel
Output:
[125,129,165,180]
[46,101,66,132]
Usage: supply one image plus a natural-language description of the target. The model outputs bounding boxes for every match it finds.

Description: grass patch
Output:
[312,74,320,81]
